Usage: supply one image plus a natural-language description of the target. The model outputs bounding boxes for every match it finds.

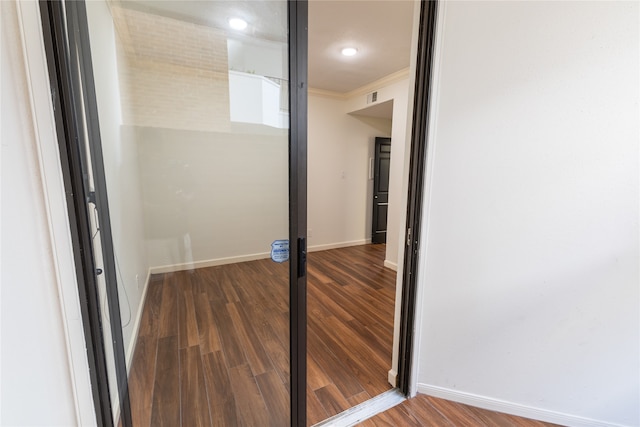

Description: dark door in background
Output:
[372,137,391,244]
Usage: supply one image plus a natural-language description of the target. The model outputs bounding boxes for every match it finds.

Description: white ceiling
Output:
[114,1,289,43]
[114,0,415,95]
[308,1,415,93]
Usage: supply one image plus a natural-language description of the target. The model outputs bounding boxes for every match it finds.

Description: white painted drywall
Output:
[385,82,409,270]
[415,2,639,426]
[345,78,411,268]
[308,94,392,250]
[1,2,82,424]
[138,90,394,269]
[134,126,289,269]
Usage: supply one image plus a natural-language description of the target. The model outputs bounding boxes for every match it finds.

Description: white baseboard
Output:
[417,384,632,427]
[383,260,398,271]
[149,241,378,275]
[308,239,371,253]
[124,269,152,371]
[388,369,397,387]
[115,269,153,422]
[149,251,272,274]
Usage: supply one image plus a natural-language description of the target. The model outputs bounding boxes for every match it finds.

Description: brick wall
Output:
[112,6,231,132]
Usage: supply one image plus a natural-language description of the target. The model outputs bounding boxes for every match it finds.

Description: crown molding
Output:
[345,67,410,98]
[309,67,411,101]
[307,87,347,100]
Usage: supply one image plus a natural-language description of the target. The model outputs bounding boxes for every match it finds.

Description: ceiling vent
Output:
[366,91,378,104]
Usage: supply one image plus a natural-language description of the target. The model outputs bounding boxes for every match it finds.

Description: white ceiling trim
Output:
[309,67,410,100]
[308,87,348,100]
[345,67,410,98]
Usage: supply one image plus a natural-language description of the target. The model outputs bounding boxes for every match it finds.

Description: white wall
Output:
[91,4,291,271]
[134,126,289,270]
[138,88,397,270]
[308,94,392,250]
[415,2,639,426]
[1,1,92,424]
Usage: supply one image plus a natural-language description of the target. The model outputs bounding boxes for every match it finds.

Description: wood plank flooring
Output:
[307,245,396,422]
[126,244,562,426]
[127,244,396,427]
[358,394,562,427]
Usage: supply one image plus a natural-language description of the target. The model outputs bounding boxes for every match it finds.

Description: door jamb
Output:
[397,0,439,395]
[289,0,309,425]
[39,2,118,425]
[66,2,133,424]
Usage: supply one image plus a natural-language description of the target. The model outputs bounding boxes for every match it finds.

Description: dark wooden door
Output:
[372,137,391,244]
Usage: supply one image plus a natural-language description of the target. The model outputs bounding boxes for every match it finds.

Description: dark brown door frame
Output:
[398,0,439,395]
[289,0,309,425]
[39,1,308,426]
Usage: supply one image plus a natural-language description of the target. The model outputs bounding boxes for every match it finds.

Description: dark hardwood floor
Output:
[306,245,396,421]
[128,244,396,427]
[126,244,559,426]
[358,394,562,427]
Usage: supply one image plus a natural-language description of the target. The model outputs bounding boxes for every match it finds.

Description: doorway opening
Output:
[305,0,417,418]
[38,0,438,425]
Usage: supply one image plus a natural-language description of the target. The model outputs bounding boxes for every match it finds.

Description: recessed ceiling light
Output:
[341,47,358,57]
[228,18,248,31]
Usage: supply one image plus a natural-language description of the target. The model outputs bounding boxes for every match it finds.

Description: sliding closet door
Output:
[41,0,307,425]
